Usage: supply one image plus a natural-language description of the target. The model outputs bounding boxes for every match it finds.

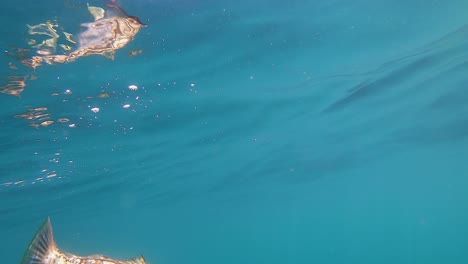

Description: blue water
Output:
[1,0,468,263]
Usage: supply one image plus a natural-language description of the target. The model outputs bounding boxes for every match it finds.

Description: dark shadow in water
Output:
[322,25,468,114]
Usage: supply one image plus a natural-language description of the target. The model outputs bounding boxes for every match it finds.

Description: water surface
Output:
[1,0,468,263]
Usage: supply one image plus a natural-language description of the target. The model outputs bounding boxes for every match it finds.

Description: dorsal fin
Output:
[136,256,148,264]
[21,217,58,264]
[125,256,148,264]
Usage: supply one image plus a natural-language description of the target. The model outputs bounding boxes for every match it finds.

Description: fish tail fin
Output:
[21,217,58,264]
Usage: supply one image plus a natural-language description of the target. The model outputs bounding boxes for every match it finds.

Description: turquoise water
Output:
[1,0,468,263]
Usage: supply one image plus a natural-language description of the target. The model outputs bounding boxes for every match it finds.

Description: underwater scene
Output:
[1,0,468,263]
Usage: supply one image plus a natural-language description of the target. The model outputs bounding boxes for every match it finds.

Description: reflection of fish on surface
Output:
[130,49,143,56]
[27,3,146,69]
[21,217,149,264]
[0,75,29,97]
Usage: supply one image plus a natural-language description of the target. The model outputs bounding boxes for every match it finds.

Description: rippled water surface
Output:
[1,0,468,263]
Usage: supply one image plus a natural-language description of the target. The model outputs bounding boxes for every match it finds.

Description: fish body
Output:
[21,217,148,264]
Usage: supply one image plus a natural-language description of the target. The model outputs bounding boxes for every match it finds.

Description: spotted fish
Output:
[21,217,148,264]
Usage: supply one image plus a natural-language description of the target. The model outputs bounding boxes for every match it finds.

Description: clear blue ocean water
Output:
[1,0,468,263]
